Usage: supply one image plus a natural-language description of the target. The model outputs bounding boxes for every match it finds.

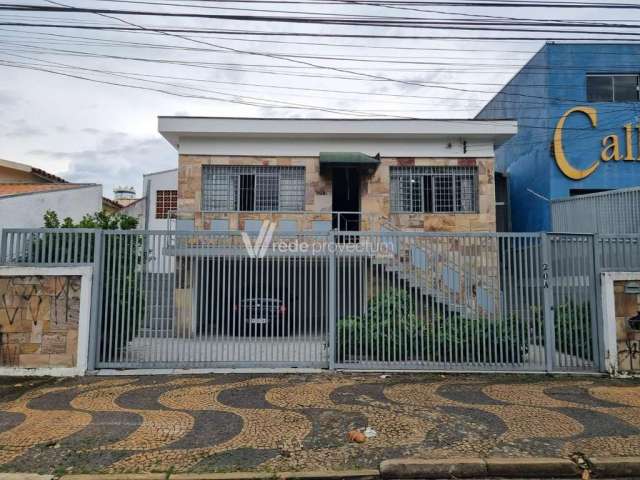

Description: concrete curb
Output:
[40,456,640,480]
[0,475,54,480]
[380,457,584,479]
[59,471,380,480]
[379,458,486,479]
[485,457,580,478]
[589,457,640,478]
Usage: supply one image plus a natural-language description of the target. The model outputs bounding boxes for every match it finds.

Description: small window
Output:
[391,166,478,214]
[586,75,613,102]
[614,76,638,102]
[587,74,639,102]
[155,190,177,219]
[202,165,304,212]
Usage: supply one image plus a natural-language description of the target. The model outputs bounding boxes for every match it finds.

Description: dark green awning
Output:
[319,152,380,166]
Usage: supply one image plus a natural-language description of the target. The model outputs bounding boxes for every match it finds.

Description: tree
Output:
[43,210,138,230]
[42,209,145,362]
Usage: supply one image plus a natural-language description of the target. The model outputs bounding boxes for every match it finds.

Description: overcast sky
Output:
[0,0,630,197]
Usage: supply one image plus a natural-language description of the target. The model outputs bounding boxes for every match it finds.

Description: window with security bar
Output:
[390,166,478,213]
[201,165,305,212]
[155,189,177,219]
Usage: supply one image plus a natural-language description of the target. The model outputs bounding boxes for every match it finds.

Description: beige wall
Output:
[0,275,81,368]
[613,281,640,373]
[178,155,496,232]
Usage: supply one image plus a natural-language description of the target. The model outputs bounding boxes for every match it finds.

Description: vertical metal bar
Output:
[87,229,103,371]
[591,233,604,372]
[569,236,579,370]
[559,236,569,369]
[113,233,124,364]
[109,233,119,365]
[541,233,555,373]
[196,247,203,365]
[123,233,133,364]
[204,245,211,364]
[0,229,7,264]
[516,236,525,367]
[522,236,532,369]
[328,230,336,370]
[497,235,506,367]
[148,234,157,365]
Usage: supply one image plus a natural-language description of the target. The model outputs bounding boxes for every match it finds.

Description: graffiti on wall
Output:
[0,275,81,368]
[614,281,640,373]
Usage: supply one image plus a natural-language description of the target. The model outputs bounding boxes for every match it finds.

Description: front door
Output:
[331,167,360,231]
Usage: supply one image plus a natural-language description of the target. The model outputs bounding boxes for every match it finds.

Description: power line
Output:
[6,4,640,37]
[3,22,640,42]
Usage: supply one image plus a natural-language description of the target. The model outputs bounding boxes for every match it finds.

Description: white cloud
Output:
[0,0,619,197]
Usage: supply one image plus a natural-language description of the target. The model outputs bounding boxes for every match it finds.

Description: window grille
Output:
[155,190,177,219]
[202,165,305,212]
[390,166,478,213]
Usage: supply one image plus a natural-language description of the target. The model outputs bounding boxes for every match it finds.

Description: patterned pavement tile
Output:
[0,374,639,474]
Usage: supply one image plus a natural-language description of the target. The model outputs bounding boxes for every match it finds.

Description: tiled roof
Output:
[0,183,94,198]
[0,158,68,183]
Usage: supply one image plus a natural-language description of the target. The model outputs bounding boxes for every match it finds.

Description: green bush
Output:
[338,288,529,364]
[426,314,528,364]
[42,210,144,360]
[337,289,421,361]
[553,300,594,360]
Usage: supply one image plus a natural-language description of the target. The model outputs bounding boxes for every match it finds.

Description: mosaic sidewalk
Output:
[0,374,639,475]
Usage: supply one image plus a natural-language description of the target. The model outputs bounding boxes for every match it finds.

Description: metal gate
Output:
[333,232,600,372]
[0,228,604,372]
[93,231,330,369]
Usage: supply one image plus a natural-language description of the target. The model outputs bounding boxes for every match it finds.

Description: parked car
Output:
[234,298,288,335]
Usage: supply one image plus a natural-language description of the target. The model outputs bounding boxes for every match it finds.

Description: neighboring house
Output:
[0,158,68,184]
[117,168,178,230]
[0,159,113,229]
[102,196,122,214]
[477,42,640,232]
[158,118,516,233]
[0,183,103,230]
[0,159,103,231]
[143,168,178,231]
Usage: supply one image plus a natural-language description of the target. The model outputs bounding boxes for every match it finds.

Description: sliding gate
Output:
[1,229,602,372]
[93,231,331,369]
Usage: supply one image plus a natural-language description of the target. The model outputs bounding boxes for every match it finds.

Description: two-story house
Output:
[159,117,516,234]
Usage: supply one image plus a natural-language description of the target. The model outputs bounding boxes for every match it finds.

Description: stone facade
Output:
[178,155,496,232]
[0,275,81,368]
[613,280,640,373]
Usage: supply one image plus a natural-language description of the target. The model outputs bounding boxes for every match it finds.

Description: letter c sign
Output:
[553,106,600,180]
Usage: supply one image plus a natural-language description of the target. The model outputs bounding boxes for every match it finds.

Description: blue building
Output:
[477,42,640,231]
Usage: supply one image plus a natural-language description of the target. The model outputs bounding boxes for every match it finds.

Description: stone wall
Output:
[178,155,496,232]
[0,275,81,368]
[613,280,640,373]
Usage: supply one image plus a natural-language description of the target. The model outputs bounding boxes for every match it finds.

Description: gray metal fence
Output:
[0,228,610,372]
[598,234,640,271]
[333,232,598,372]
[551,187,640,234]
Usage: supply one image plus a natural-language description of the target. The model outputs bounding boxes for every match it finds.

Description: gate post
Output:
[0,229,7,264]
[328,230,336,370]
[87,229,103,372]
[541,233,555,373]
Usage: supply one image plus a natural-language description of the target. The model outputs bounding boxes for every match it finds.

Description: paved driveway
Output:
[0,373,639,475]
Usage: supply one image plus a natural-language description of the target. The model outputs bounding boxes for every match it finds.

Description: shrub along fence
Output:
[333,232,600,372]
[0,229,620,373]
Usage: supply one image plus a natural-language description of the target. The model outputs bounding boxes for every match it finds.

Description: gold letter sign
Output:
[553,106,600,180]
